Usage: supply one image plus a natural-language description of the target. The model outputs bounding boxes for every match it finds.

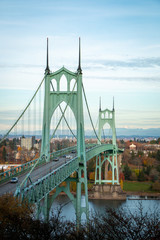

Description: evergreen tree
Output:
[156,150,160,161]
[138,169,146,181]
[131,150,135,160]
[123,164,132,180]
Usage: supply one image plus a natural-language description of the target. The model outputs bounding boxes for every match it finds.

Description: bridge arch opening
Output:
[109,112,112,118]
[50,79,57,91]
[50,101,77,151]
[101,113,105,119]
[105,112,108,118]
[70,78,77,91]
[101,123,113,144]
[60,74,67,91]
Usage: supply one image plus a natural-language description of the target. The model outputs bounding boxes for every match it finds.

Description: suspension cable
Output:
[18,76,78,190]
[95,116,99,130]
[0,74,46,144]
[102,127,105,141]
[82,83,101,143]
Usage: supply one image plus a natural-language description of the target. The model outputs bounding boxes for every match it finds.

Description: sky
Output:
[0,0,160,133]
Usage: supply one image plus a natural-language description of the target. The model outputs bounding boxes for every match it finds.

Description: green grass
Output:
[123,181,152,192]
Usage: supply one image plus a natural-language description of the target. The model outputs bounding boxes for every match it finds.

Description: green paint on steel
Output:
[13,39,123,226]
[18,144,119,202]
[95,101,119,185]
[39,38,88,226]
[0,144,96,184]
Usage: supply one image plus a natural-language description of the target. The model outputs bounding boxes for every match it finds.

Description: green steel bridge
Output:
[0,38,122,227]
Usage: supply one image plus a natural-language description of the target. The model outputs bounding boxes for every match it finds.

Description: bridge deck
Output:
[0,144,122,200]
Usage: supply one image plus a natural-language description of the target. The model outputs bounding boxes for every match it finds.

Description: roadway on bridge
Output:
[0,154,74,196]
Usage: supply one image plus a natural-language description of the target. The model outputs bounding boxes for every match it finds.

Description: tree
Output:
[0,194,74,240]
[156,150,160,161]
[144,165,152,176]
[122,149,130,164]
[87,157,95,178]
[151,181,160,192]
[123,164,132,180]
[0,194,33,239]
[149,168,159,182]
[0,195,160,239]
[94,203,160,240]
[131,150,135,160]
[136,150,144,157]
[137,169,146,181]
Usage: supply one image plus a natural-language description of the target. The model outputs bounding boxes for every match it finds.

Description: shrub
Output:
[0,194,160,239]
[151,181,160,192]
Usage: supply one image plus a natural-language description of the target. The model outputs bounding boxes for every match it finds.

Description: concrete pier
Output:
[89,184,126,200]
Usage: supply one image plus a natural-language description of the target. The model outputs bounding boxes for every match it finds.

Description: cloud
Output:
[0,64,43,69]
[84,57,160,69]
[0,20,26,26]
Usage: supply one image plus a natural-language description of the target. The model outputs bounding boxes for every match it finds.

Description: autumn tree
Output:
[0,194,160,239]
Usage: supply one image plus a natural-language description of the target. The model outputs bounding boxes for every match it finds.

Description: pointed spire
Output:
[113,96,115,111]
[99,97,101,111]
[45,37,50,74]
[77,37,82,73]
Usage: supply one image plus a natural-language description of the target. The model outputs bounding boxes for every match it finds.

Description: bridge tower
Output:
[40,38,88,226]
[95,98,119,185]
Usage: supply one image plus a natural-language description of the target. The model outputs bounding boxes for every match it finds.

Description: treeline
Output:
[150,138,160,144]
[0,194,160,240]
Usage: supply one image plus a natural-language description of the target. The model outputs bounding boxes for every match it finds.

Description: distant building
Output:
[129,143,136,151]
[15,152,21,160]
[21,136,36,150]
[34,143,39,150]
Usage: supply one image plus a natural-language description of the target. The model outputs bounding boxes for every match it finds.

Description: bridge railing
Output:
[50,145,77,159]
[20,156,79,202]
[0,143,96,184]
[16,143,119,203]
[50,143,96,159]
[86,144,115,161]
[0,157,45,184]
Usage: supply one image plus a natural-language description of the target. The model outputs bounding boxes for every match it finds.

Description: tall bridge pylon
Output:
[40,38,88,226]
[95,98,119,185]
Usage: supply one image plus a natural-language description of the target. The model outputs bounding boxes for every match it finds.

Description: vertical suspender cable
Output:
[34,94,36,138]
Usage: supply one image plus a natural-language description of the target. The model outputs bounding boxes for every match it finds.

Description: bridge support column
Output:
[112,152,115,185]
[36,201,41,220]
[115,152,119,184]
[44,193,50,222]
[76,172,81,227]
[41,72,51,162]
[104,160,109,181]
[76,165,89,228]
[96,99,120,185]
[95,154,102,184]
[39,38,89,226]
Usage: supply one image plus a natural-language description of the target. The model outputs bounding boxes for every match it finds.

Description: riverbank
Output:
[123,181,160,194]
[125,190,160,197]
[50,181,160,199]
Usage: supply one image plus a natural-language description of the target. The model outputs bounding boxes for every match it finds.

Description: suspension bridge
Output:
[0,38,123,226]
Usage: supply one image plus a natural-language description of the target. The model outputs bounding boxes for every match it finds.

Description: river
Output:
[50,195,160,222]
